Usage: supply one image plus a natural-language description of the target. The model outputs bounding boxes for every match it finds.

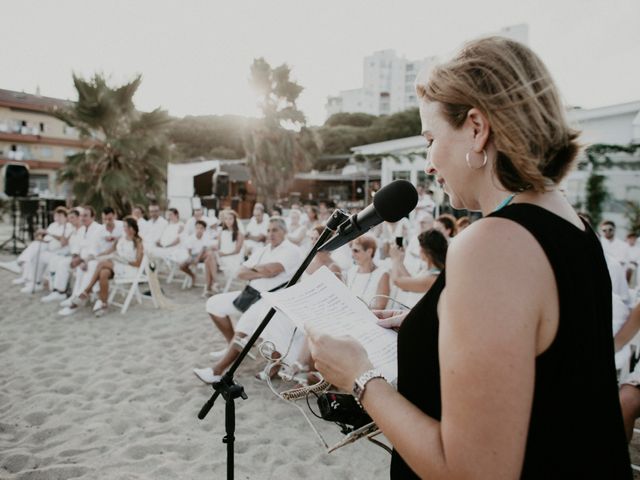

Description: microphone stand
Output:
[197,209,349,480]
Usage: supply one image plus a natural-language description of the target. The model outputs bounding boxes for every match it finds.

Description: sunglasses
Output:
[601,228,614,233]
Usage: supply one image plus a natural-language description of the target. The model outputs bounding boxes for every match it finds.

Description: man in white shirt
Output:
[95,207,124,256]
[141,202,168,248]
[41,208,83,303]
[600,220,629,267]
[244,203,269,256]
[195,217,301,384]
[15,206,72,293]
[58,206,106,315]
[148,208,188,264]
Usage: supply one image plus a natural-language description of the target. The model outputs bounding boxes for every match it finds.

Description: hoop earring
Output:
[465,149,488,170]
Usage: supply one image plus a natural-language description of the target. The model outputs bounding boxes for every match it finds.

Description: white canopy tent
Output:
[167,160,222,219]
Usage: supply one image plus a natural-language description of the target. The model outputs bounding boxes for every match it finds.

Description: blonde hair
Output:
[353,235,377,258]
[417,36,580,193]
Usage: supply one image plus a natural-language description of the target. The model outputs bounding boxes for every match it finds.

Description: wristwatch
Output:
[353,369,387,406]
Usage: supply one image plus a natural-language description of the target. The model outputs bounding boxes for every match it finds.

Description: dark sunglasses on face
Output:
[602,228,614,233]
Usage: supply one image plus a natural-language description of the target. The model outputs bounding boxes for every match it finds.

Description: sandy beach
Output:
[0,252,390,480]
[2,244,640,479]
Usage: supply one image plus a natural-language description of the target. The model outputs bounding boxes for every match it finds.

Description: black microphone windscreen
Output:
[372,180,419,222]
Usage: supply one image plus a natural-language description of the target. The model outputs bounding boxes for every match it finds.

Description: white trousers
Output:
[71,260,98,296]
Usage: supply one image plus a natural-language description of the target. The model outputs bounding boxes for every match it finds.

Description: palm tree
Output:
[243,59,316,206]
[53,74,171,216]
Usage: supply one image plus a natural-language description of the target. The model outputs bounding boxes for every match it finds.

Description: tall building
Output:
[325,51,438,119]
[0,88,87,196]
[325,24,529,120]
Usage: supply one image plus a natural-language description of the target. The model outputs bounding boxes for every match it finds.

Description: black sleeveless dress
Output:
[391,204,632,478]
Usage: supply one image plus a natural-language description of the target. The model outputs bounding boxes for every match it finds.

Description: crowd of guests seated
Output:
[14,198,640,444]
[193,198,457,385]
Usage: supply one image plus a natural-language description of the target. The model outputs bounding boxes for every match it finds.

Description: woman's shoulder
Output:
[447,216,550,286]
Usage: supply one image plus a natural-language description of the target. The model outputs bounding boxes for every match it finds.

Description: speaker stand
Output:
[0,197,26,255]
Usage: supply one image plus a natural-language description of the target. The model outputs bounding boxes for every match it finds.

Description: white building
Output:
[326,24,529,119]
[325,51,438,118]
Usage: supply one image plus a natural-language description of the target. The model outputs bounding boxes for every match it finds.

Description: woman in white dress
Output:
[389,228,448,308]
[204,209,244,295]
[345,235,390,310]
[72,217,143,316]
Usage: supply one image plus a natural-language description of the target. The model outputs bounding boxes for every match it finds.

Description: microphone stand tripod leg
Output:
[197,209,350,480]
[224,394,235,480]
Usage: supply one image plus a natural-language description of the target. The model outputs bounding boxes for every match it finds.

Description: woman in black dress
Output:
[307,36,631,478]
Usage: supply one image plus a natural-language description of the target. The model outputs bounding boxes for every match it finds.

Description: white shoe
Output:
[94,304,108,317]
[58,306,78,316]
[193,368,222,384]
[92,299,104,312]
[42,291,67,303]
[60,297,74,308]
[71,294,88,307]
[209,348,228,360]
[12,277,26,285]
[20,283,43,294]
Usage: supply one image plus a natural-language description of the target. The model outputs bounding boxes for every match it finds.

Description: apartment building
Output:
[0,88,87,196]
[326,24,529,119]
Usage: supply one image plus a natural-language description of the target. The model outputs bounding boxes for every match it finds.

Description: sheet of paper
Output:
[261,266,397,381]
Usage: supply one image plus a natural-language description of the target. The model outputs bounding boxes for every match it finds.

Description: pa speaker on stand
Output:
[1,163,30,254]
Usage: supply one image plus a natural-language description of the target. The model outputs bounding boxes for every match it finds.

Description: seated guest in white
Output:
[286,208,308,248]
[244,203,269,256]
[15,206,73,292]
[434,213,458,241]
[41,208,83,302]
[260,225,343,377]
[389,228,448,308]
[180,220,215,287]
[405,214,434,274]
[194,217,301,384]
[626,232,639,287]
[600,220,629,267]
[58,206,105,315]
[140,202,168,246]
[185,207,218,238]
[71,217,144,317]
[304,204,321,228]
[345,235,390,310]
[148,208,189,264]
[270,205,283,217]
[131,205,148,232]
[379,217,411,260]
[97,207,124,254]
[203,209,244,295]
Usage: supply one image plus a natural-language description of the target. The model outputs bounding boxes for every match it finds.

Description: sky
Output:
[2,0,639,126]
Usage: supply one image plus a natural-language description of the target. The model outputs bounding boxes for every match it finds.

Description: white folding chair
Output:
[108,256,158,314]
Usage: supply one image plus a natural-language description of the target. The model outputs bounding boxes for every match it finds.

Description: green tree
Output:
[243,58,315,205]
[53,74,171,216]
[624,201,640,234]
[324,112,377,128]
[167,114,250,161]
[317,108,422,155]
[585,172,608,226]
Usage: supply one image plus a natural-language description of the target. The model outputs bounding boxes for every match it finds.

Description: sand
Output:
[0,253,390,480]
[2,244,640,480]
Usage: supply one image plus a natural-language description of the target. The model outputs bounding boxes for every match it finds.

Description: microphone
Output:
[318,180,418,252]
